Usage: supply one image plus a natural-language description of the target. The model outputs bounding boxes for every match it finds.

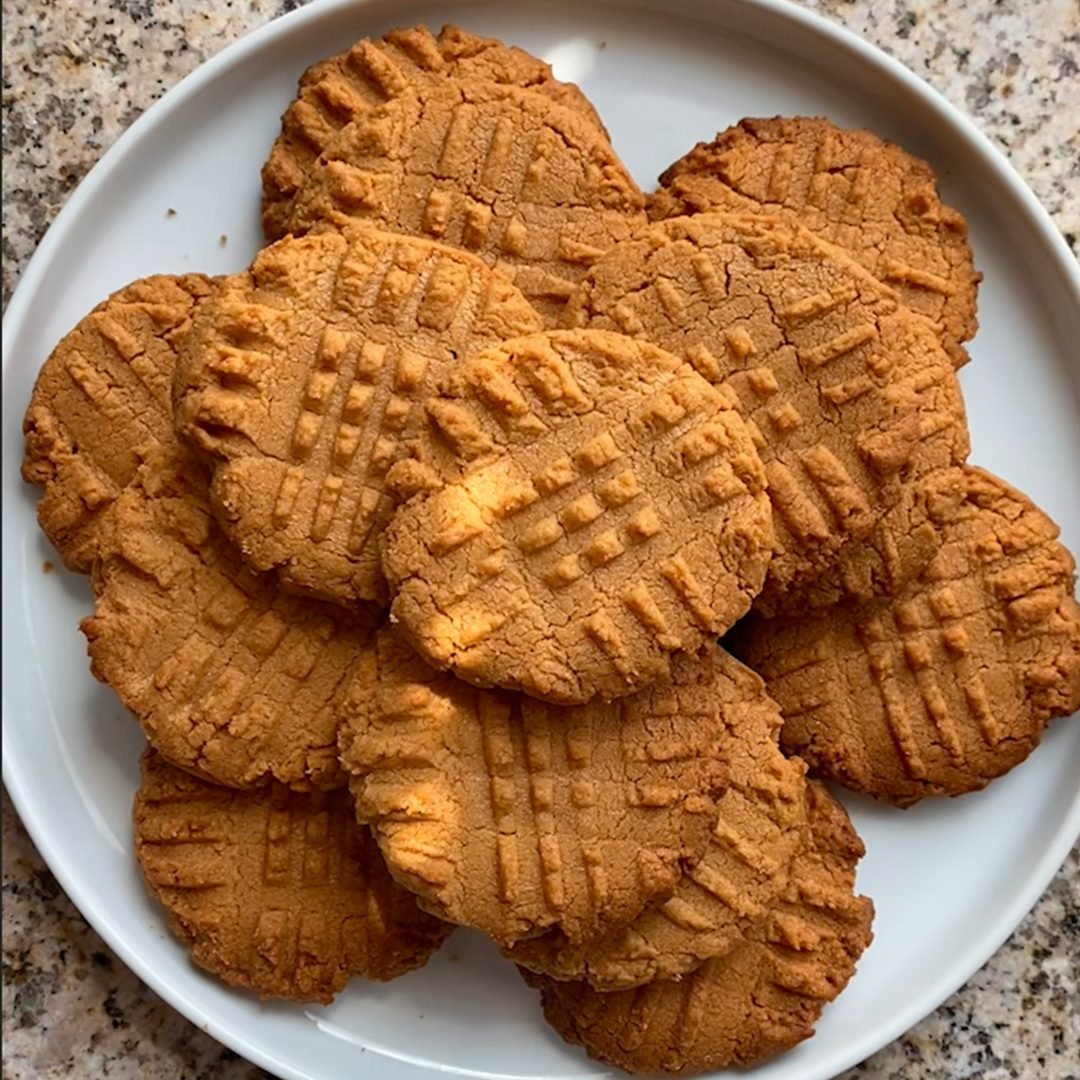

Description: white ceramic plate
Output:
[4,1,1079,1078]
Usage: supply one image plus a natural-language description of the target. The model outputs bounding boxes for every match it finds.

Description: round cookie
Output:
[84,464,378,792]
[173,225,542,607]
[524,781,874,1076]
[506,648,808,989]
[134,750,451,1003]
[282,82,646,324]
[263,23,606,241]
[337,629,729,948]
[564,212,969,611]
[22,274,215,572]
[740,466,1080,806]
[381,329,773,705]
[650,116,979,369]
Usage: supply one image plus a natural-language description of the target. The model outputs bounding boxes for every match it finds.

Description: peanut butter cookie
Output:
[524,781,874,1075]
[173,225,542,606]
[22,274,215,571]
[565,213,968,613]
[282,82,646,323]
[506,648,807,989]
[381,329,773,704]
[134,749,450,1002]
[263,24,605,240]
[740,466,1080,805]
[84,463,378,791]
[338,629,729,947]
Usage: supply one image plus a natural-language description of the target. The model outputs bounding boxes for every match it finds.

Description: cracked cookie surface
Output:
[262,23,606,242]
[282,82,645,324]
[22,274,215,572]
[564,213,968,613]
[650,116,979,369]
[338,629,728,947]
[524,781,873,1076]
[506,647,807,988]
[134,750,451,1003]
[381,329,773,704]
[740,466,1080,805]
[173,225,542,606]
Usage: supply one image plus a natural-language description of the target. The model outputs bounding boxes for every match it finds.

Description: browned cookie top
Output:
[173,225,542,607]
[651,116,979,369]
[381,330,773,704]
[134,750,451,1003]
[84,465,378,792]
[338,629,730,948]
[564,212,968,613]
[281,82,646,324]
[524,781,874,1076]
[22,274,215,572]
[741,466,1080,806]
[262,23,606,241]
[506,649,807,989]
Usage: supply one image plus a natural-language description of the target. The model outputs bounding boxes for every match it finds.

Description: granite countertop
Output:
[2,1,1078,1077]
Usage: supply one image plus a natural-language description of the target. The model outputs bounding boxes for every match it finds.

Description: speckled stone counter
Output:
[3,1,1078,1077]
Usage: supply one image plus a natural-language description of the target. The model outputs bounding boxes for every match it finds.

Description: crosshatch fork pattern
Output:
[83,479,378,793]
[506,652,809,989]
[744,466,1080,805]
[383,331,773,704]
[284,83,646,323]
[173,227,542,606]
[134,751,451,1003]
[525,782,874,1075]
[338,629,728,947]
[650,117,979,369]
[565,213,969,609]
[261,23,603,241]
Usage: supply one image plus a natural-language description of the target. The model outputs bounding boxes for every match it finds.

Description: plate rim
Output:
[3,1,1079,1078]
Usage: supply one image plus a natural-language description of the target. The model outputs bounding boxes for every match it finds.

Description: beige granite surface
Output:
[2,0,1078,1077]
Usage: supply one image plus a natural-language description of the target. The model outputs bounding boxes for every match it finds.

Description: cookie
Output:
[281,82,646,323]
[524,781,874,1076]
[134,749,450,1003]
[262,23,606,241]
[564,212,969,611]
[651,116,979,368]
[83,464,378,791]
[21,274,215,572]
[740,466,1080,806]
[173,225,542,606]
[381,329,773,704]
[506,648,807,989]
[338,629,729,947]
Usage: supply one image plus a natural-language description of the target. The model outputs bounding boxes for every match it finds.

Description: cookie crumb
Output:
[166,208,177,218]
[42,560,54,574]
[219,234,227,247]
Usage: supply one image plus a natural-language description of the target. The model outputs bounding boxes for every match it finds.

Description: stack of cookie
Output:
[21,24,1080,1076]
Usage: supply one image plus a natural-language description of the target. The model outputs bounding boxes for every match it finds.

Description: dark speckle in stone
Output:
[103,992,127,1030]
